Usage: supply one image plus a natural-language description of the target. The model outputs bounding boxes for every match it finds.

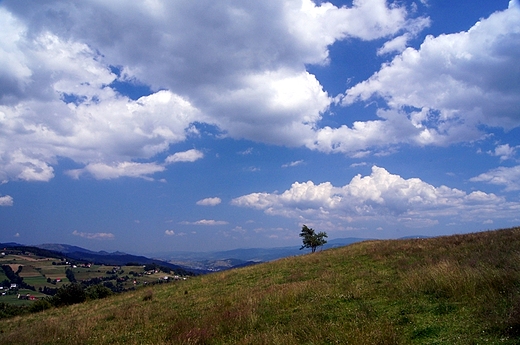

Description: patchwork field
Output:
[0,251,180,304]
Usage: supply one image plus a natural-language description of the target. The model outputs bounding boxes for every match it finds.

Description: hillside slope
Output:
[1,227,520,344]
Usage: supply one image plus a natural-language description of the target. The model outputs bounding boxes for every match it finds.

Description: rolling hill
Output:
[1,227,519,344]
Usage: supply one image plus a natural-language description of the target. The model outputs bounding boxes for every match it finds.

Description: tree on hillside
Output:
[86,284,112,300]
[52,283,86,306]
[65,268,76,283]
[299,225,328,253]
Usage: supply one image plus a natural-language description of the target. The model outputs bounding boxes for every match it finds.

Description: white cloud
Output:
[489,144,517,161]
[0,18,199,182]
[165,149,204,164]
[377,33,412,55]
[72,230,115,240]
[196,197,222,206]
[207,69,330,147]
[232,226,247,234]
[165,230,175,236]
[232,166,519,229]
[308,109,421,155]
[182,219,229,226]
[1,89,198,182]
[67,149,204,180]
[1,151,55,182]
[66,162,165,180]
[470,165,520,191]
[0,9,31,102]
[0,195,13,206]
[338,3,520,150]
[238,148,253,155]
[0,0,427,181]
[377,14,430,55]
[282,160,304,168]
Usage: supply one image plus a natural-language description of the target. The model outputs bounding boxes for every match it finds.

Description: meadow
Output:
[1,227,520,344]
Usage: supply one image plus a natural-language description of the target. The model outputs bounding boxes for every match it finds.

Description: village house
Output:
[17,293,38,301]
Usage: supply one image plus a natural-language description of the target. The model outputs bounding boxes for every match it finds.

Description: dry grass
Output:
[1,227,520,344]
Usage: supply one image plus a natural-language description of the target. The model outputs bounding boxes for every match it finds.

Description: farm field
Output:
[1,250,183,305]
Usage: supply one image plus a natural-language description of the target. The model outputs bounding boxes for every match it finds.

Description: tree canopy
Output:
[299,225,328,253]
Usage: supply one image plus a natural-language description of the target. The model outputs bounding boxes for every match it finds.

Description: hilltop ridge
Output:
[3,237,371,272]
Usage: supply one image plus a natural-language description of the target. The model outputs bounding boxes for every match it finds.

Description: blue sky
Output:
[1,0,519,254]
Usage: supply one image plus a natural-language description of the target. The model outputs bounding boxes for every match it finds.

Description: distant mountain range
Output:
[151,237,372,270]
[1,236,426,273]
[36,243,128,256]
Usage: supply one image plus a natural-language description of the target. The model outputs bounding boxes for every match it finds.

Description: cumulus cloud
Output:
[470,165,520,191]
[489,144,518,161]
[165,149,204,164]
[165,230,175,236]
[1,151,55,182]
[0,0,427,181]
[232,166,519,229]
[72,230,115,240]
[309,108,421,154]
[0,195,13,206]
[196,197,222,206]
[338,3,520,152]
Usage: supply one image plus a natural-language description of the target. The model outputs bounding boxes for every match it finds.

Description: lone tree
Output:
[299,225,328,253]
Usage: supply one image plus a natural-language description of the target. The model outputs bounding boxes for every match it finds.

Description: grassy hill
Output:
[1,227,520,344]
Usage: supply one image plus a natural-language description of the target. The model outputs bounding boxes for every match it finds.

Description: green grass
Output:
[22,276,47,285]
[1,295,32,306]
[1,227,520,344]
[0,289,45,306]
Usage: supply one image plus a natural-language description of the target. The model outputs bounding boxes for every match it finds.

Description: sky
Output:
[0,0,519,254]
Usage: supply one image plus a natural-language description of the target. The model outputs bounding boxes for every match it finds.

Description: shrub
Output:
[142,289,153,301]
[0,302,27,319]
[29,298,52,313]
[52,283,86,306]
[86,284,113,300]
